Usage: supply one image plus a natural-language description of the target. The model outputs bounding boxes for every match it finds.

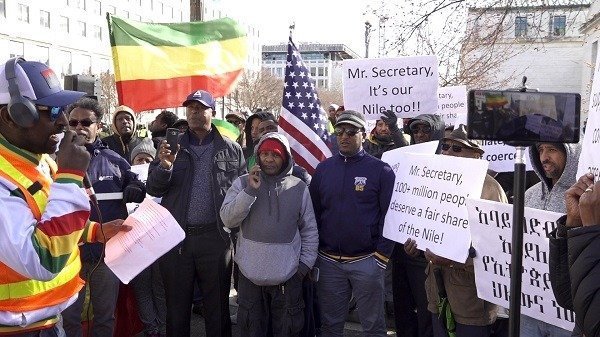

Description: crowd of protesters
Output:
[1,58,600,337]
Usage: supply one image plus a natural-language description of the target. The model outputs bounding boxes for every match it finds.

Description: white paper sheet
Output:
[104,198,185,284]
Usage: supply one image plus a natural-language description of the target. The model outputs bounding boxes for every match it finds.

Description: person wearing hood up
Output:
[102,105,143,164]
[392,113,445,337]
[220,133,318,336]
[243,111,277,168]
[522,142,581,337]
[363,110,409,159]
[226,111,247,150]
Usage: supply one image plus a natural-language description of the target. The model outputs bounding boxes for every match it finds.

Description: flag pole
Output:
[289,22,295,39]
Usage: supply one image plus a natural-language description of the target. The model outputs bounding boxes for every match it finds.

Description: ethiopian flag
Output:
[107,15,248,112]
[213,119,240,141]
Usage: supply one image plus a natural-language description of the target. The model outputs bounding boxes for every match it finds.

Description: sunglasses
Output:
[441,143,467,152]
[69,119,96,127]
[227,119,243,126]
[410,124,431,134]
[37,106,65,122]
[334,127,361,137]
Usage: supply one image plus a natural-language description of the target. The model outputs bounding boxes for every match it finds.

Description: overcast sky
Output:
[217,0,368,56]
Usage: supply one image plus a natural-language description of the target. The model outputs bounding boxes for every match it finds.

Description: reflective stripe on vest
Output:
[0,153,83,311]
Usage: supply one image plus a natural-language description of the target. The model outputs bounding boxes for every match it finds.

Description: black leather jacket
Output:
[146,126,246,237]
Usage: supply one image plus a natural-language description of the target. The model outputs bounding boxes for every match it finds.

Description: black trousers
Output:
[237,273,304,337]
[159,229,232,337]
[392,244,433,337]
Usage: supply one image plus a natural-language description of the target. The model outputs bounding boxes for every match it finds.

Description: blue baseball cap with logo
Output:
[182,90,216,109]
[0,59,85,107]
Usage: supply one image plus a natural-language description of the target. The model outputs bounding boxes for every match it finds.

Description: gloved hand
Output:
[123,182,146,203]
[381,110,399,132]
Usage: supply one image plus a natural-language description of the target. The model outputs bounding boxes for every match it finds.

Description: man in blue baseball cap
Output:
[0,58,128,335]
[147,89,246,337]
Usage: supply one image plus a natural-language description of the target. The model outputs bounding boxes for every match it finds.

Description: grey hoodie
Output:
[525,142,582,213]
[220,133,319,286]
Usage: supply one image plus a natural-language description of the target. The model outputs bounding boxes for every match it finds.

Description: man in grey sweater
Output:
[220,132,318,337]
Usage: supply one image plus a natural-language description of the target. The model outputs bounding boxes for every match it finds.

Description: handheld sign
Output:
[577,55,600,180]
[435,86,467,127]
[466,199,575,331]
[381,150,488,262]
[342,56,439,120]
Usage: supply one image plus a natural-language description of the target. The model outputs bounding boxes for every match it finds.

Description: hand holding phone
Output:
[248,165,261,189]
[166,128,181,156]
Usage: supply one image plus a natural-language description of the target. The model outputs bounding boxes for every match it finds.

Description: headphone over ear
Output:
[5,57,38,127]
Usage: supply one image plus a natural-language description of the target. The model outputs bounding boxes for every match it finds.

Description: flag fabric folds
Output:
[107,15,248,112]
[213,119,240,142]
[279,37,332,174]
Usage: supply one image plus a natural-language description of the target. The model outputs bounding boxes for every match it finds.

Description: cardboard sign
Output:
[467,199,575,331]
[342,56,439,120]
[381,151,488,262]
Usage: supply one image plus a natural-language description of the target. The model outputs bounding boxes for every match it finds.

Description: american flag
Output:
[279,37,332,174]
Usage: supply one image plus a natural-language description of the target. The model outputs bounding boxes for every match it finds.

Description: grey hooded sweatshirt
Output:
[525,142,581,213]
[220,133,319,286]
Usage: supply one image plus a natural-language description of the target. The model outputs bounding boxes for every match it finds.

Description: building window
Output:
[317,67,324,76]
[123,10,129,19]
[9,41,24,58]
[552,15,566,36]
[0,0,5,18]
[74,0,85,10]
[40,10,50,28]
[78,21,86,37]
[91,0,101,15]
[92,25,101,40]
[30,45,50,65]
[17,4,29,23]
[324,67,328,77]
[106,5,115,15]
[59,16,69,33]
[515,16,527,37]
[310,67,316,76]
[317,79,325,88]
[59,50,72,75]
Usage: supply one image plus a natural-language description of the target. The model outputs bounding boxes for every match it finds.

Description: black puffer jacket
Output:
[568,225,600,337]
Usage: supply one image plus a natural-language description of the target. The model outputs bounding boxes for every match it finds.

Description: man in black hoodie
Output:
[102,105,143,164]
[393,113,445,337]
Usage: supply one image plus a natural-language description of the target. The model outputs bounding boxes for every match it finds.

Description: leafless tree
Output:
[228,70,284,115]
[368,0,589,89]
[98,71,118,127]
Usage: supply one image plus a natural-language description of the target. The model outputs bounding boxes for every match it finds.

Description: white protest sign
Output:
[577,56,600,180]
[435,86,467,126]
[466,199,575,331]
[397,140,439,154]
[342,56,439,120]
[381,152,488,262]
[480,141,534,172]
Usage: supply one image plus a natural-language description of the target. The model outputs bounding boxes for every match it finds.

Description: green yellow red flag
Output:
[213,119,240,141]
[107,15,248,112]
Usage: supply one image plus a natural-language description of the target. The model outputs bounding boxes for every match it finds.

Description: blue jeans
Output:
[520,315,571,337]
[316,256,386,337]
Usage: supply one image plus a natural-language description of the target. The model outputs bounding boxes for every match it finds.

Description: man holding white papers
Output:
[220,133,318,336]
[405,125,507,337]
[521,142,581,337]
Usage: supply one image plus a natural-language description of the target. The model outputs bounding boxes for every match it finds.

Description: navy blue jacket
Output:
[309,149,395,262]
[82,139,146,262]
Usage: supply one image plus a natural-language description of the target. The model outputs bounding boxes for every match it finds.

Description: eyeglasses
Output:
[334,127,361,137]
[410,123,431,134]
[441,143,467,152]
[69,119,96,127]
[37,106,65,122]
